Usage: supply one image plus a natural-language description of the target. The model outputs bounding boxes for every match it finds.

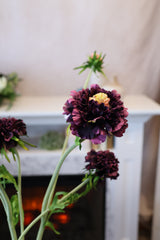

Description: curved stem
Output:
[36,66,93,240]
[58,178,89,204]
[0,183,18,240]
[45,126,71,210]
[61,125,71,156]
[15,150,24,239]
[18,209,50,240]
[36,143,78,240]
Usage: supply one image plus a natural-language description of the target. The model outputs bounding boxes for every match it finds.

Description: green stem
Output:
[36,143,78,240]
[83,68,93,89]
[61,125,71,156]
[19,176,87,240]
[18,209,50,240]
[36,66,93,240]
[46,125,71,210]
[58,178,89,204]
[0,183,18,240]
[15,150,24,239]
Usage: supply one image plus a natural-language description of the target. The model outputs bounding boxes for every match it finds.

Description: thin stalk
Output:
[15,150,24,239]
[19,177,88,240]
[18,209,50,240]
[58,178,89,204]
[61,125,71,156]
[45,126,71,209]
[0,183,18,240]
[36,143,78,240]
[36,66,93,240]
[83,68,93,89]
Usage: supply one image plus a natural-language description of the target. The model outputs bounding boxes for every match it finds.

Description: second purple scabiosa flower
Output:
[0,118,27,151]
[0,117,35,162]
[85,149,119,180]
[63,84,128,144]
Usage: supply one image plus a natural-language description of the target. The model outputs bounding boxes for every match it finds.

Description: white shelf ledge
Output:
[0,95,160,125]
[1,149,87,176]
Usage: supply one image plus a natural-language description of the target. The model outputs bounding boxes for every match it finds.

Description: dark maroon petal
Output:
[0,117,27,151]
[4,132,13,141]
[85,149,119,180]
[91,134,106,144]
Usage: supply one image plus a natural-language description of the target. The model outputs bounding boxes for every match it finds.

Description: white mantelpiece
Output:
[0,95,160,240]
[106,96,160,240]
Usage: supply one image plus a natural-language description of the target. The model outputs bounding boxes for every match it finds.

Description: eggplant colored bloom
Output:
[0,118,27,150]
[85,149,119,180]
[63,84,128,144]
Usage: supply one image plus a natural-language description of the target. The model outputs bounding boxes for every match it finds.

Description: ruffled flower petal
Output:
[0,118,27,150]
[63,84,128,143]
[85,149,119,180]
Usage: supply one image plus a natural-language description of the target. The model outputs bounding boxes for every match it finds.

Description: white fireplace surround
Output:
[0,95,160,240]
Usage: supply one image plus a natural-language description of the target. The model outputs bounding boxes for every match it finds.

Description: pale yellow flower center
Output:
[89,92,110,107]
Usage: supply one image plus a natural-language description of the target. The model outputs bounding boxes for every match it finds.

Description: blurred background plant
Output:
[39,131,65,150]
[0,72,21,108]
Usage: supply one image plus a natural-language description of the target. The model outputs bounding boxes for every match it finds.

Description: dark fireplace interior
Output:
[0,175,105,240]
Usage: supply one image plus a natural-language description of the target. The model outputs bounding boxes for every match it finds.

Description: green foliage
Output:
[10,194,19,226]
[0,140,35,164]
[45,220,61,235]
[0,165,18,190]
[11,136,28,151]
[0,72,21,108]
[80,174,99,198]
[45,174,100,236]
[11,136,36,151]
[75,136,83,150]
[74,51,106,75]
[1,148,11,163]
[45,192,67,235]
[39,131,65,150]
[50,192,68,214]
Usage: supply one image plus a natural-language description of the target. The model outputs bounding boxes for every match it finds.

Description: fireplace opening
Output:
[0,175,105,240]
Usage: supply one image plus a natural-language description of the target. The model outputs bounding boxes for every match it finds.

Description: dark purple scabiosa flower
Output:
[0,118,27,151]
[63,84,128,144]
[85,149,119,180]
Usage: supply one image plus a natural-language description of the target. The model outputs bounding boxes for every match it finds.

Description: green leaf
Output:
[52,191,67,204]
[9,148,17,161]
[93,175,100,187]
[0,165,18,190]
[7,72,21,86]
[75,137,82,150]
[1,148,11,163]
[12,136,36,150]
[11,136,19,142]
[45,221,61,235]
[74,51,106,75]
[18,140,29,151]
[20,139,37,148]
[50,191,67,211]
[12,136,28,150]
[10,194,19,226]
[48,191,68,220]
